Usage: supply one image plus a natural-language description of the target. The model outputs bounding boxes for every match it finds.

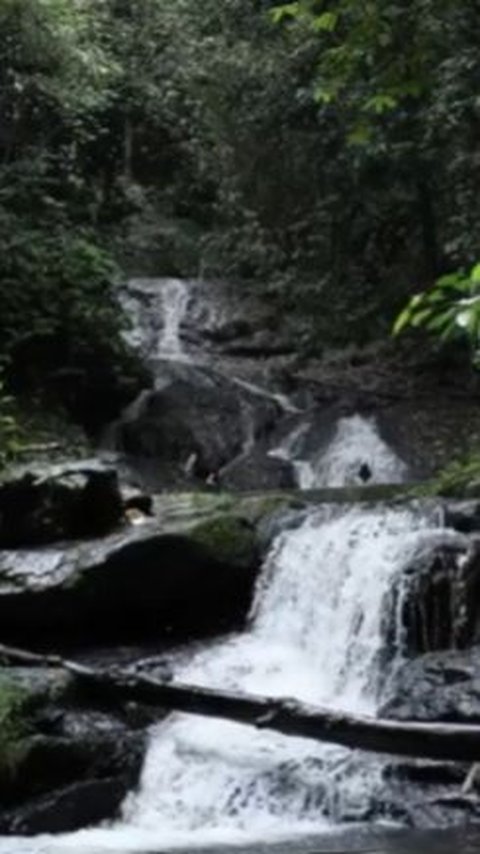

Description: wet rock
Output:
[220,449,296,491]
[380,647,480,723]
[378,788,480,829]
[115,362,280,489]
[392,532,480,654]
[0,777,128,835]
[0,508,260,644]
[122,487,153,517]
[444,501,480,534]
[0,664,150,835]
[0,464,123,547]
[377,400,480,482]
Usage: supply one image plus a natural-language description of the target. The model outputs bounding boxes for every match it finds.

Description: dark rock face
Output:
[391,532,480,655]
[0,778,128,835]
[220,449,296,491]
[116,362,281,488]
[0,666,150,836]
[444,501,480,534]
[380,647,480,723]
[376,401,480,482]
[378,647,480,827]
[0,465,124,548]
[0,512,259,645]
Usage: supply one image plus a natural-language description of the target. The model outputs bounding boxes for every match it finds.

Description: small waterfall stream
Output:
[0,280,462,853]
[116,504,438,845]
[118,278,191,365]
[2,500,447,854]
[156,279,190,360]
[270,415,408,490]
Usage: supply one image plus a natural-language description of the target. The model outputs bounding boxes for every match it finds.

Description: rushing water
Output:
[0,284,469,853]
[119,278,191,364]
[1,494,451,854]
[156,279,190,360]
[270,415,408,489]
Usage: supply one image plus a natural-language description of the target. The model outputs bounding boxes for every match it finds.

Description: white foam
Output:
[0,501,445,853]
[271,415,407,489]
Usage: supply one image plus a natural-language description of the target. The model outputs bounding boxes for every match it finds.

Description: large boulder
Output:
[390,530,480,655]
[0,667,149,835]
[0,499,261,645]
[0,464,124,548]
[377,647,480,828]
[115,362,281,488]
[380,647,480,723]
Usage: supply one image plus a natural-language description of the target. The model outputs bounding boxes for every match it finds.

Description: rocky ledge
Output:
[0,486,297,646]
[0,664,154,835]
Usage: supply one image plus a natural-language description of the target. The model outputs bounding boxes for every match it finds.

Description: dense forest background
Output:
[1,0,479,450]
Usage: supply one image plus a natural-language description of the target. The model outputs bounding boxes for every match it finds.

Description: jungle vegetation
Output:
[0,0,479,446]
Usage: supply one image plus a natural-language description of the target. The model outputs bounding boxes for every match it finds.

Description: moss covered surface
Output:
[0,675,29,783]
[191,515,258,568]
[412,455,480,499]
[0,668,75,802]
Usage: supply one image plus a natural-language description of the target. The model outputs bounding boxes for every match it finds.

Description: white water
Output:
[119,278,190,363]
[1,498,447,854]
[271,415,408,489]
[0,288,440,854]
[157,279,190,359]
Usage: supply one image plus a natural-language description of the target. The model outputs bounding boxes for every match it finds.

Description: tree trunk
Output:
[1,643,480,762]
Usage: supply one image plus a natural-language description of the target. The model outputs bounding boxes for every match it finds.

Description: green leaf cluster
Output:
[1,0,480,379]
[393,264,480,363]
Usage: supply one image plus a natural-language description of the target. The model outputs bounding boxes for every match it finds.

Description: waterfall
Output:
[270,415,408,489]
[115,505,437,846]
[0,284,447,854]
[13,502,447,854]
[157,279,190,360]
[118,278,190,365]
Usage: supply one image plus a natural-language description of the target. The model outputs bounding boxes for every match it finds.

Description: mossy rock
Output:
[234,493,299,524]
[416,454,480,499]
[0,676,30,784]
[190,514,258,569]
[0,667,76,804]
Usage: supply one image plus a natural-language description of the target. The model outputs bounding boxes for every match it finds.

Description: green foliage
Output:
[271,0,451,125]
[2,0,480,377]
[0,372,21,469]
[270,0,480,346]
[0,677,28,775]
[393,264,480,364]
[0,0,145,425]
[192,514,257,568]
[423,454,480,498]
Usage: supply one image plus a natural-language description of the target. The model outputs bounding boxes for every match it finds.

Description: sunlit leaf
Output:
[393,306,414,335]
[270,3,300,24]
[347,123,372,146]
[471,263,480,285]
[313,85,334,104]
[364,93,398,114]
[311,12,338,33]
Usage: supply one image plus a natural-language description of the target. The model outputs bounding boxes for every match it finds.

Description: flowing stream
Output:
[119,278,191,364]
[0,280,464,853]
[270,415,408,490]
[0,458,451,853]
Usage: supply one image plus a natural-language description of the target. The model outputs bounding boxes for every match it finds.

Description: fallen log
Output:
[2,642,480,762]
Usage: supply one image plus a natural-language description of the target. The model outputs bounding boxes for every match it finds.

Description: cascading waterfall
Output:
[156,279,190,360]
[6,501,450,854]
[271,415,408,489]
[0,283,451,854]
[113,504,440,846]
[118,278,191,364]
